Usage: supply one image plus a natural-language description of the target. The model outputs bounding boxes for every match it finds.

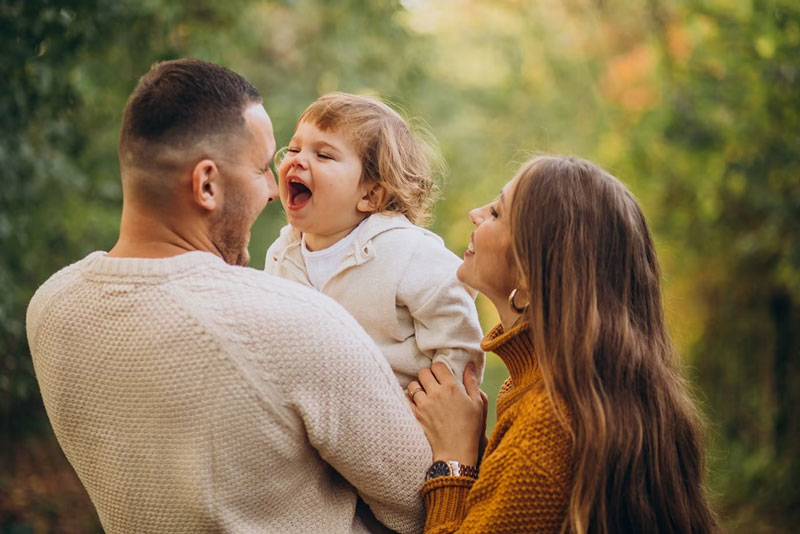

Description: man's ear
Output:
[191,159,219,211]
[356,183,386,214]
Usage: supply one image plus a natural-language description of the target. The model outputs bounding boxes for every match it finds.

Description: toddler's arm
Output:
[397,235,485,385]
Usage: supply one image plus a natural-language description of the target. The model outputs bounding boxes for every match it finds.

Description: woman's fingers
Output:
[463,362,481,400]
[430,361,456,384]
[479,389,489,426]
[417,366,440,392]
[409,362,484,465]
[407,380,426,405]
[416,363,481,404]
[407,380,423,395]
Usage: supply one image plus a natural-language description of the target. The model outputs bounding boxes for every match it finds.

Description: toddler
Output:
[265,92,484,388]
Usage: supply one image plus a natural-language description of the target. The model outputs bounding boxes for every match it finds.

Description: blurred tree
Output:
[0,0,250,434]
[1,0,122,433]
[635,0,800,516]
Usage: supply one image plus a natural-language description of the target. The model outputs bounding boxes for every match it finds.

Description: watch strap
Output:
[426,460,478,480]
[451,461,479,478]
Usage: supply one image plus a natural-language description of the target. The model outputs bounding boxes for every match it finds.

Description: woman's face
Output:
[457,176,519,305]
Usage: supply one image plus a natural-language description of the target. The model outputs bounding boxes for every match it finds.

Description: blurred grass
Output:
[0,422,102,533]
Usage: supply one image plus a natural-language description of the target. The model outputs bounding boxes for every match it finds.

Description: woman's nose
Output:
[469,207,483,226]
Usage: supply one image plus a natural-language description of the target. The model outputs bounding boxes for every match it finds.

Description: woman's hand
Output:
[408,362,486,467]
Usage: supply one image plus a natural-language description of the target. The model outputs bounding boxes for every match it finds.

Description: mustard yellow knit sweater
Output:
[422,322,574,533]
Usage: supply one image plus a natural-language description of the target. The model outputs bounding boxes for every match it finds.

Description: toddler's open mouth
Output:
[288,178,312,209]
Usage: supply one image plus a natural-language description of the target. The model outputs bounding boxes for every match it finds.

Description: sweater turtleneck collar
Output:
[480,321,540,388]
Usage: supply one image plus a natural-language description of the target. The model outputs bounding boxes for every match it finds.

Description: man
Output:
[26,59,431,533]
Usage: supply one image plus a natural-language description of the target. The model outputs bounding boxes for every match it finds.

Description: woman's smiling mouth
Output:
[465,236,475,257]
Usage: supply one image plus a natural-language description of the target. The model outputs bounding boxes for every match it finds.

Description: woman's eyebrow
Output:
[499,190,506,209]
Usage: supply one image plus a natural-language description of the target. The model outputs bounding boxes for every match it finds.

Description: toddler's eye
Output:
[318,153,333,160]
[287,147,300,154]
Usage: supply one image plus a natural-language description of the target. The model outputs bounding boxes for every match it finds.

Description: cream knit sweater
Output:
[26,251,432,534]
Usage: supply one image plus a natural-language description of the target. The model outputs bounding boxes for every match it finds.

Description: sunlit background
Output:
[2,0,798,532]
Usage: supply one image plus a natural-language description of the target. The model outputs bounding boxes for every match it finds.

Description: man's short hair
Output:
[119,58,261,169]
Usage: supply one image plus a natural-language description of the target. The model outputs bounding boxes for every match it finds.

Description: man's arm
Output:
[282,299,432,534]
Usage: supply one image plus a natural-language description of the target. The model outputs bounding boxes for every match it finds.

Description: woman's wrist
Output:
[432,448,479,467]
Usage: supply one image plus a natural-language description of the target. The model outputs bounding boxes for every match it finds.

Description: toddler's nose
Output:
[291,152,309,169]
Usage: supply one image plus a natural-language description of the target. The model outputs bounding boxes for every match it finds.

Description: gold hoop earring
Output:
[508,288,528,315]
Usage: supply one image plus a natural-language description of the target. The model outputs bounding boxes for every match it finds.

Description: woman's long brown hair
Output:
[509,156,719,534]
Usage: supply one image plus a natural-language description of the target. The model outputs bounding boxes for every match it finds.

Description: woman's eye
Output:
[490,207,499,218]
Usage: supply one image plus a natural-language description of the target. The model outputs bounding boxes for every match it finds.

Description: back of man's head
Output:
[118,59,261,198]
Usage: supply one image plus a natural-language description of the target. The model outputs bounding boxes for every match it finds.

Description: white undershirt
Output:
[301,218,368,290]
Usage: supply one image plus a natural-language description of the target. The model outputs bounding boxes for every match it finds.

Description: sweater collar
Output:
[81,250,225,279]
[480,321,541,387]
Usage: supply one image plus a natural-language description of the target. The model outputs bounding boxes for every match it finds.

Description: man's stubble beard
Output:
[211,188,251,267]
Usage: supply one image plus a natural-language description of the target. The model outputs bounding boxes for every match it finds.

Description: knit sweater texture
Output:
[26,251,432,534]
[265,213,484,389]
[422,322,574,533]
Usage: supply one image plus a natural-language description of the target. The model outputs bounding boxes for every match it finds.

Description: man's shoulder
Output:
[37,251,102,285]
[27,252,104,342]
[209,263,316,302]
[216,267,384,371]
[28,252,103,306]
[202,264,370,340]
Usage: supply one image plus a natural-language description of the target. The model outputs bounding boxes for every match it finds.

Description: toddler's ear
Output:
[357,183,386,214]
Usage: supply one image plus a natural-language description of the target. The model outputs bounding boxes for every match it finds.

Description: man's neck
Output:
[108,202,218,260]
[107,238,194,259]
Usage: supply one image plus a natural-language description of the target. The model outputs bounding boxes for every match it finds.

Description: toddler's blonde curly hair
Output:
[297,92,443,226]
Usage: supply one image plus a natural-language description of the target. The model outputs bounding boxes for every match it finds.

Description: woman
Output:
[407,155,720,533]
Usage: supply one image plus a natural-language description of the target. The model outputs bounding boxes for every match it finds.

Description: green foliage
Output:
[1,0,119,420]
[2,0,798,531]
[0,0,249,424]
[627,0,800,511]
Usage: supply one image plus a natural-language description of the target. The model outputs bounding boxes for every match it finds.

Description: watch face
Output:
[427,460,451,479]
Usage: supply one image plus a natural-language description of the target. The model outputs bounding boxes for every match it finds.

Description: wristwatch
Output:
[425,460,478,480]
